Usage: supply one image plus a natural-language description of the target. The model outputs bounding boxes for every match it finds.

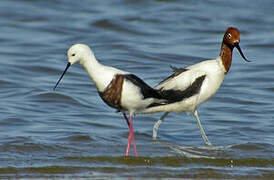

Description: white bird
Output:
[141,27,250,146]
[53,44,167,157]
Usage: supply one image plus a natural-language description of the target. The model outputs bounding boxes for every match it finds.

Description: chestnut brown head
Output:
[223,27,250,62]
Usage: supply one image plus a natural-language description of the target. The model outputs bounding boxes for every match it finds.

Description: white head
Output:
[67,43,95,65]
[53,43,96,90]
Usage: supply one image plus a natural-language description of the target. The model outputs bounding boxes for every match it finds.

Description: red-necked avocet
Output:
[141,27,250,146]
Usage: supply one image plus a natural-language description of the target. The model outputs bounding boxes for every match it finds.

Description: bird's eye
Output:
[72,53,76,57]
[227,33,232,39]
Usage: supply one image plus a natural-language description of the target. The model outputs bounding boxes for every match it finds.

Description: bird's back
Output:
[141,58,225,113]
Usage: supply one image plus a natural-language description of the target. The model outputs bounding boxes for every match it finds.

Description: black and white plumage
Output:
[53,44,167,157]
[141,27,250,146]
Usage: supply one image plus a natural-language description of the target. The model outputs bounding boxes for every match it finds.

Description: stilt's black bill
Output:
[53,62,71,90]
[234,42,251,62]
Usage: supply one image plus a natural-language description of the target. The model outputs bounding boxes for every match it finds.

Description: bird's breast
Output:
[198,72,224,104]
[98,74,125,110]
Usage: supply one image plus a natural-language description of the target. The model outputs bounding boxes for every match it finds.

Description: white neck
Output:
[80,55,117,92]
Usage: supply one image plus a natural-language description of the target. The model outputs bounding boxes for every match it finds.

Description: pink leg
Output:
[123,112,131,156]
[129,115,138,157]
[126,134,131,156]
[123,113,138,157]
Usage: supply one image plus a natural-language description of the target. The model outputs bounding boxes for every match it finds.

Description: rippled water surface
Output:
[1,0,274,179]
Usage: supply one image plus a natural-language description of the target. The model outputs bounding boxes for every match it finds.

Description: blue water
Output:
[0,0,274,179]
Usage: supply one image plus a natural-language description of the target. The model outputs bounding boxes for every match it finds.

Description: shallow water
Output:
[0,0,274,179]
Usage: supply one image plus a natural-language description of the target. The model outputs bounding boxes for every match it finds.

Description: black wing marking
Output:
[158,66,188,85]
[124,74,163,99]
[158,75,206,103]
